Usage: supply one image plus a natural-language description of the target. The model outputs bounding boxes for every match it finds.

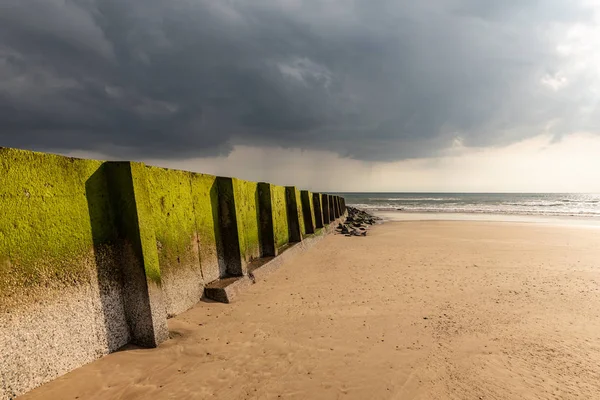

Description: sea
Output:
[340,193,600,222]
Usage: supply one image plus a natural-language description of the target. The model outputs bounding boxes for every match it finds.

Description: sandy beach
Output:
[20,220,600,399]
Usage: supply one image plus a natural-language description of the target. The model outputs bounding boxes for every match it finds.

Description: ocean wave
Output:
[560,199,600,204]
[367,197,461,202]
[504,202,565,207]
[347,203,600,217]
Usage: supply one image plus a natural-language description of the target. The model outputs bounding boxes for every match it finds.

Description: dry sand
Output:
[21,221,600,399]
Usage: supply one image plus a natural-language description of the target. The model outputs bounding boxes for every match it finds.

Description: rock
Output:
[340,207,381,238]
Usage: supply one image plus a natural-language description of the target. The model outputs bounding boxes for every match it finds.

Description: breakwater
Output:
[0,147,346,399]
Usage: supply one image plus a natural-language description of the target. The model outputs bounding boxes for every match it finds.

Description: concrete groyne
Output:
[0,147,346,399]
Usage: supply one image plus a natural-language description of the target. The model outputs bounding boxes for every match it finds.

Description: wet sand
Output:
[21,221,600,399]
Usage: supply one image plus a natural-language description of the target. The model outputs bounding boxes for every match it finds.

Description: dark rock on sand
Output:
[337,207,381,238]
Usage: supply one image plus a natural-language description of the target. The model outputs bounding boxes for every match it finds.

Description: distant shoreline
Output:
[367,210,600,227]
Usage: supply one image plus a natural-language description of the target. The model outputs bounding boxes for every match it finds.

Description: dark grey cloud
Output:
[1,0,599,161]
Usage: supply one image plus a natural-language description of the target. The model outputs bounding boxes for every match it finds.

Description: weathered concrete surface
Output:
[216,177,243,277]
[285,187,302,243]
[232,179,261,268]
[0,147,347,399]
[0,150,130,400]
[294,188,306,238]
[300,191,315,235]
[258,183,276,257]
[0,284,128,400]
[328,195,336,223]
[215,178,262,278]
[271,185,290,251]
[190,173,221,286]
[146,166,203,318]
[104,162,169,348]
[321,194,330,224]
[332,196,337,219]
[312,193,324,229]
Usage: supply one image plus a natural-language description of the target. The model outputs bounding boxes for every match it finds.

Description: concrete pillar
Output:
[216,177,244,277]
[270,185,289,251]
[312,192,324,229]
[321,194,330,224]
[258,182,276,257]
[300,190,315,235]
[328,195,335,222]
[333,196,340,219]
[285,186,302,243]
[104,162,169,348]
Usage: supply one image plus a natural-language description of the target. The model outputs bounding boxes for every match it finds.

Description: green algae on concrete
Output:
[333,196,341,219]
[216,177,242,277]
[300,191,315,235]
[312,192,324,229]
[146,166,204,316]
[328,195,336,223]
[270,185,289,250]
[321,193,330,224]
[232,178,261,267]
[285,187,302,243]
[103,161,168,346]
[146,167,198,274]
[0,147,108,300]
[0,149,167,399]
[190,173,220,284]
[294,188,306,237]
[257,183,276,257]
[104,162,162,285]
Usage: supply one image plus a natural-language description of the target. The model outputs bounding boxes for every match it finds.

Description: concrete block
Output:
[285,186,302,243]
[104,162,169,348]
[145,166,204,318]
[300,190,315,235]
[294,188,306,237]
[312,192,324,229]
[333,196,340,219]
[216,177,243,277]
[190,173,221,285]
[232,179,261,268]
[328,195,336,223]
[271,185,290,250]
[321,193,330,224]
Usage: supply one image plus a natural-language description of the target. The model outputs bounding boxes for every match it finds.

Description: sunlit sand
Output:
[22,221,600,399]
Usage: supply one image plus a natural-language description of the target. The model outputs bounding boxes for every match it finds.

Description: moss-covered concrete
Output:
[300,191,315,235]
[0,146,347,399]
[270,185,289,250]
[0,148,107,300]
[294,188,306,237]
[146,167,197,277]
[146,166,203,316]
[216,177,242,277]
[0,150,161,399]
[190,173,220,284]
[232,179,261,266]
[312,192,324,229]
[308,192,317,229]
[328,195,336,222]
[104,162,162,285]
[258,183,276,257]
[103,161,168,346]
[285,187,302,243]
[321,193,330,224]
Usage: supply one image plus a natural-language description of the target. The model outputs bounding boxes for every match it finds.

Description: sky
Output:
[2,0,600,192]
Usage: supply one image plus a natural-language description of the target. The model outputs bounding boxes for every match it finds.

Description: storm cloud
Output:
[1,0,599,161]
